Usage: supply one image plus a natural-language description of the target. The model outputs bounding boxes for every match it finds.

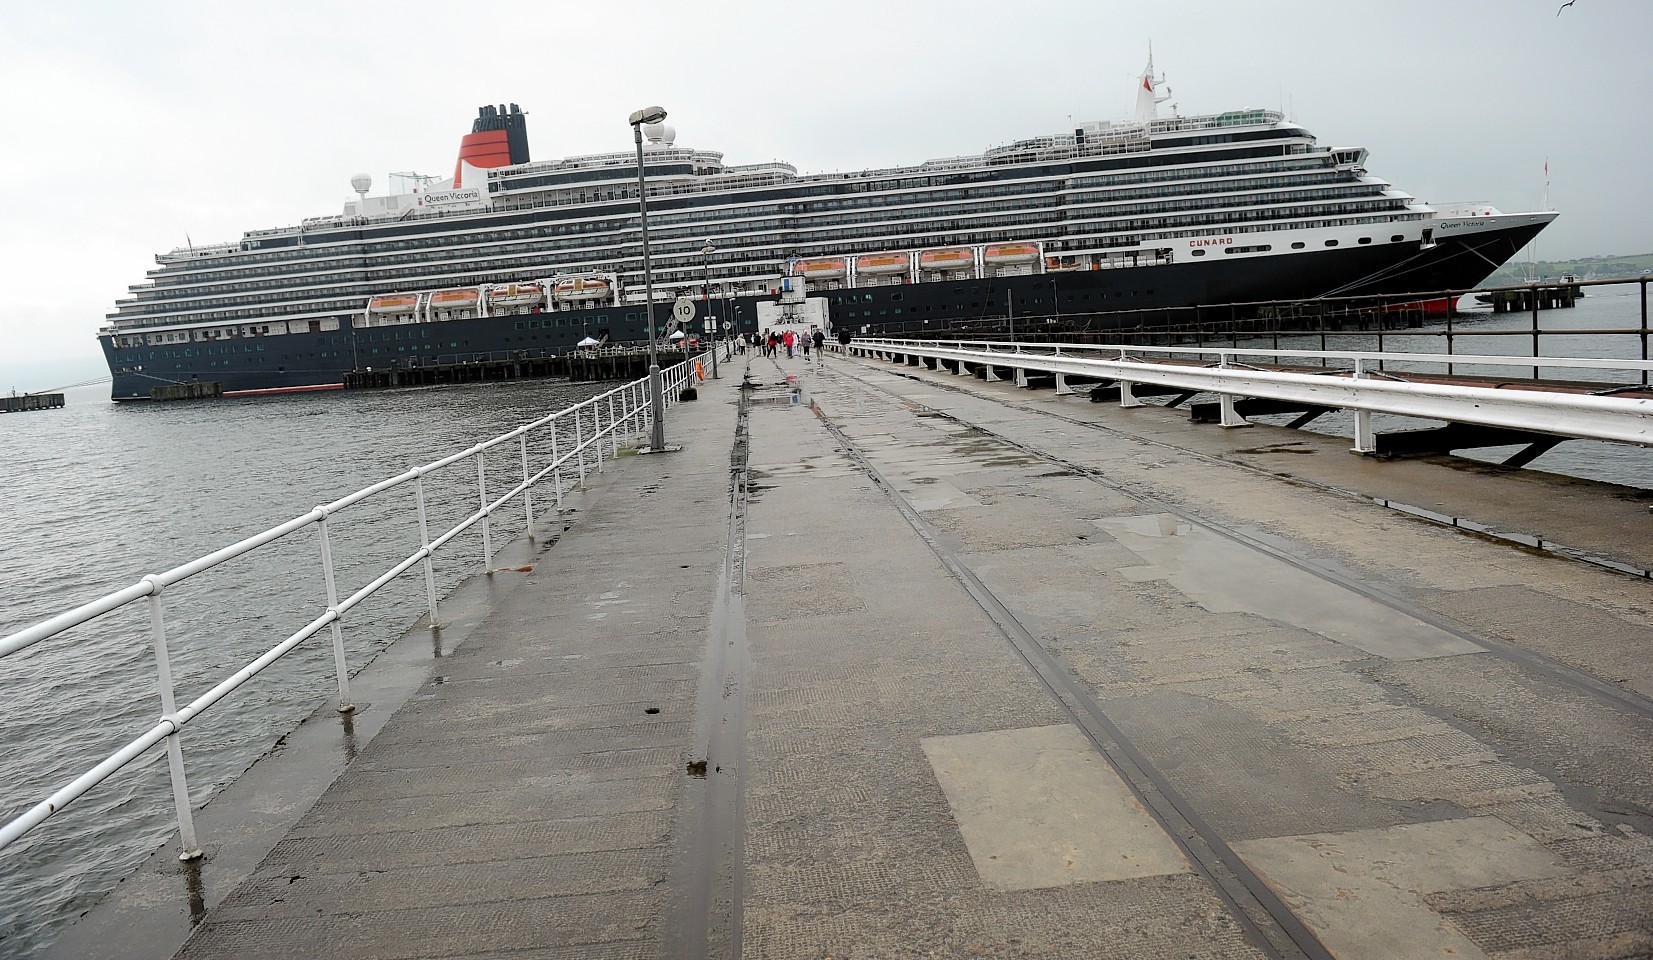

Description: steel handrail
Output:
[853,339,1652,452]
[0,360,691,857]
[867,338,1653,375]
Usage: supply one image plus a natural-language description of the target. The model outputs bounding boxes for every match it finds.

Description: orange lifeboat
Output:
[553,276,611,301]
[487,282,544,309]
[984,242,1040,265]
[428,287,481,311]
[919,247,975,272]
[367,293,420,314]
[856,253,910,276]
[793,257,848,280]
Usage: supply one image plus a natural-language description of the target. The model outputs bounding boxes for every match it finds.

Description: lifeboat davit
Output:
[919,247,975,272]
[487,282,545,309]
[553,276,611,301]
[856,253,910,276]
[793,257,848,280]
[984,242,1040,265]
[428,287,481,311]
[367,293,420,314]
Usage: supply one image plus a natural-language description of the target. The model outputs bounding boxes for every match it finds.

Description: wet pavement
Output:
[48,348,1653,959]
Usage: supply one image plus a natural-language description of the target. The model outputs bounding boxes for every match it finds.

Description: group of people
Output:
[749,327,827,360]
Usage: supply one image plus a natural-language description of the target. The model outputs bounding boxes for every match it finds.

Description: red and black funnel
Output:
[454,103,530,187]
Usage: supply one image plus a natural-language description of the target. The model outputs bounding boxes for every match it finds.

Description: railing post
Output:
[520,432,534,542]
[315,512,355,713]
[625,383,639,440]
[608,394,620,458]
[551,418,565,527]
[144,579,203,861]
[1445,310,1455,378]
[1351,358,1376,453]
[1642,278,1649,387]
[476,452,493,571]
[1531,292,1542,380]
[591,406,604,474]
[574,412,587,485]
[415,470,440,628]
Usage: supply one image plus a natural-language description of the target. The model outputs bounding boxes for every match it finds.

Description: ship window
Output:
[1357,237,1372,245]
[1324,239,1339,247]
[1291,242,1306,250]
[1191,249,1206,257]
[514,322,524,330]
[1391,235,1404,242]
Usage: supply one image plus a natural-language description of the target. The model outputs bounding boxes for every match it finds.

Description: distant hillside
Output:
[1486,253,1653,284]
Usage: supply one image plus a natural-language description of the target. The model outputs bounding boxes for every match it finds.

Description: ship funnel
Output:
[453,103,532,187]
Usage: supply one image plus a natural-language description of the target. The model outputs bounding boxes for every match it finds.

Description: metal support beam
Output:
[1218,394,1251,428]
[1502,437,1566,468]
[1353,410,1376,453]
[1371,423,1569,458]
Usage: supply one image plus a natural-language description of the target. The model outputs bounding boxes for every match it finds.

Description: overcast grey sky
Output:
[1,0,1646,392]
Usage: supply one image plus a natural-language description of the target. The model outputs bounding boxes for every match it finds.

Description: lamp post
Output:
[701,239,719,379]
[630,106,668,451]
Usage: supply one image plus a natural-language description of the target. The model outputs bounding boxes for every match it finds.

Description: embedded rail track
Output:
[758,355,1653,958]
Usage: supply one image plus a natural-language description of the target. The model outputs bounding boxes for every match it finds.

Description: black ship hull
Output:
[103,219,1544,401]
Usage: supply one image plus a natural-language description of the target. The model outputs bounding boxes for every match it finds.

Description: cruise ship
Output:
[100,62,1555,400]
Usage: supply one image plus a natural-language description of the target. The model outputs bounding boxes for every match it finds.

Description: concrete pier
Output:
[47,348,1653,959]
[1,392,65,412]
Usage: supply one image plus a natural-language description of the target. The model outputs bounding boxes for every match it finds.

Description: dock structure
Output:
[1,392,65,413]
[47,350,1653,960]
[1482,283,1580,313]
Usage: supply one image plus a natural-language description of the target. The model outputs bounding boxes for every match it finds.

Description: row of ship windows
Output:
[1188,234,1407,257]
[145,173,1364,303]
[826,287,1157,321]
[138,185,1381,307]
[151,153,1337,282]
[493,139,1277,200]
[121,202,1419,326]
[118,218,1370,324]
[1073,178,1373,209]
[1067,156,1333,191]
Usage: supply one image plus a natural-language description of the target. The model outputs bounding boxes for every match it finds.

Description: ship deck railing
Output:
[0,350,713,859]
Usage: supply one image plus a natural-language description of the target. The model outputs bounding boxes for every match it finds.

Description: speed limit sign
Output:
[672,298,696,324]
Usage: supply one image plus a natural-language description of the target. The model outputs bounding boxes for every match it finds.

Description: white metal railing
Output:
[852,338,1653,452]
[0,356,705,858]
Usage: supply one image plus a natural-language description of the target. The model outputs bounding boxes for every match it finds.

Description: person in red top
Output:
[782,330,796,358]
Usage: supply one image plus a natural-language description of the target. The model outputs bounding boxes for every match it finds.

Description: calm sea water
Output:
[0,378,615,958]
